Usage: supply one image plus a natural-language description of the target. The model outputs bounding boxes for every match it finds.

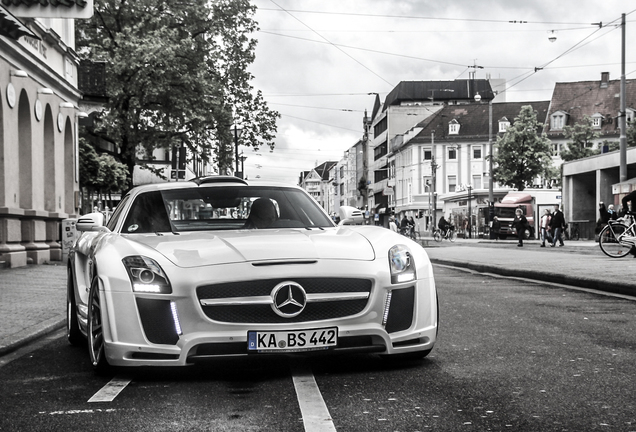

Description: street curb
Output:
[0,318,65,357]
[429,258,636,297]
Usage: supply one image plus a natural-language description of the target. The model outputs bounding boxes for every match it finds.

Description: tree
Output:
[76,0,279,186]
[79,138,129,212]
[492,105,553,191]
[559,116,599,162]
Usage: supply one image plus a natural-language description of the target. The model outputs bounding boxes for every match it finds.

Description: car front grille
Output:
[197,277,372,323]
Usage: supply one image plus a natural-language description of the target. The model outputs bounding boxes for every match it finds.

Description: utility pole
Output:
[430,131,438,235]
[619,13,627,182]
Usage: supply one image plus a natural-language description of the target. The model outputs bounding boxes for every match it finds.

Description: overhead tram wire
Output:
[278,112,362,133]
[267,102,364,112]
[257,7,605,26]
[261,26,599,34]
[259,31,507,69]
[268,0,395,88]
[494,14,627,96]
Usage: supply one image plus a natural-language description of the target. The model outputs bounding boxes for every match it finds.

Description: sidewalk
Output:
[0,263,67,356]
[0,240,634,356]
[424,238,636,297]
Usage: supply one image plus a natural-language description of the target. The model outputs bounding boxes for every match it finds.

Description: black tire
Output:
[87,276,110,373]
[599,223,631,258]
[433,230,442,242]
[448,230,457,242]
[498,234,507,240]
[66,268,84,346]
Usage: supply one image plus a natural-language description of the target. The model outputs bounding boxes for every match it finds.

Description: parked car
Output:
[67,176,438,371]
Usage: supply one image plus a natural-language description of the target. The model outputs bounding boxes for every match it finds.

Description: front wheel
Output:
[87,276,109,373]
[448,230,457,242]
[599,223,632,258]
[433,230,442,242]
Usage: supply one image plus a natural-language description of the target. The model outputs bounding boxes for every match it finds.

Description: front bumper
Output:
[99,260,437,367]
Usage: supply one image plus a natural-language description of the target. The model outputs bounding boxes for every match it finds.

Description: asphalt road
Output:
[1,266,635,431]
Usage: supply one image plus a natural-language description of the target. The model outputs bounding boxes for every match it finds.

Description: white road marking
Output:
[88,376,132,403]
[290,359,337,432]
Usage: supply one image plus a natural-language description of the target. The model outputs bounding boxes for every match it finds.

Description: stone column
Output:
[0,208,27,268]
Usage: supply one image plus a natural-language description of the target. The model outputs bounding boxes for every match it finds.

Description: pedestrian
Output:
[389,216,398,232]
[513,208,528,247]
[539,209,552,247]
[622,189,636,215]
[408,216,416,238]
[491,216,501,240]
[549,205,565,247]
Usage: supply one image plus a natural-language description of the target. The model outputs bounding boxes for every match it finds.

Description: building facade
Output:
[0,4,88,267]
[367,79,495,227]
[404,101,551,237]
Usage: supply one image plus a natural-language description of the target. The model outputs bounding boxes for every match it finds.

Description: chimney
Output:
[600,72,609,88]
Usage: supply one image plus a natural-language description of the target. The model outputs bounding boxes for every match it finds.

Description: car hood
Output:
[128,228,375,268]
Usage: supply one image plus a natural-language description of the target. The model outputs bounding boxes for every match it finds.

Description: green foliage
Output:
[559,116,600,162]
[79,138,129,193]
[76,0,279,183]
[492,105,553,191]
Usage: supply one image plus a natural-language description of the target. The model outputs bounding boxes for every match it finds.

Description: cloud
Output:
[249,0,633,184]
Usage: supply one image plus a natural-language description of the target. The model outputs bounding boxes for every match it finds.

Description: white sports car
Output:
[67,176,438,370]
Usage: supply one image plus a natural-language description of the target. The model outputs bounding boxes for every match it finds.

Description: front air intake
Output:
[136,298,180,345]
[384,286,415,333]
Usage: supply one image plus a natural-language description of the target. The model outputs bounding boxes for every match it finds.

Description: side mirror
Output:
[76,212,109,232]
[338,206,364,226]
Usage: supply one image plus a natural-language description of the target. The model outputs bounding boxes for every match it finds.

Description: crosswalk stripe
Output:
[291,360,337,432]
[88,376,132,403]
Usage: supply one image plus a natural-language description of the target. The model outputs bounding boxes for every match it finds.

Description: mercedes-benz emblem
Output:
[271,281,307,318]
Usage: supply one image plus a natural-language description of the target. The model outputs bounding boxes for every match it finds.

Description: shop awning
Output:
[0,5,39,40]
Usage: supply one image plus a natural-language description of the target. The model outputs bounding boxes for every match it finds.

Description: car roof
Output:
[127,176,302,196]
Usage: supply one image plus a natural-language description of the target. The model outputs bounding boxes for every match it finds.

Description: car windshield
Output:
[494,207,524,218]
[121,185,335,233]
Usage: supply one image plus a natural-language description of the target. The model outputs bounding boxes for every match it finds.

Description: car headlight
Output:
[122,256,172,294]
[389,245,416,284]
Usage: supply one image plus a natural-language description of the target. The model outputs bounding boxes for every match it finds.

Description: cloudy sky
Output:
[242,0,635,185]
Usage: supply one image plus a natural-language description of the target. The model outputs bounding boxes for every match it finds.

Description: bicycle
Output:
[598,212,636,258]
[399,226,420,240]
[433,226,457,242]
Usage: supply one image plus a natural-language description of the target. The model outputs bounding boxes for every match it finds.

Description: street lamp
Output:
[467,184,472,239]
[475,92,495,223]
[239,153,247,179]
[233,123,243,178]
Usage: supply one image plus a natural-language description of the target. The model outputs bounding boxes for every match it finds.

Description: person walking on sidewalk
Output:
[389,216,398,232]
[513,208,528,247]
[491,216,501,240]
[539,209,552,247]
[549,205,565,247]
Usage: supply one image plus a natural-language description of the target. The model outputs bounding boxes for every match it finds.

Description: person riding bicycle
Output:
[621,190,636,217]
[438,215,451,238]
[400,215,410,234]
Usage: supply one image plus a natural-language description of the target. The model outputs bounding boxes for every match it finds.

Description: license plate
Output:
[247,327,338,353]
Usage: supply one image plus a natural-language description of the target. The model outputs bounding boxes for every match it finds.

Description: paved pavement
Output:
[0,238,634,356]
[0,263,67,356]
